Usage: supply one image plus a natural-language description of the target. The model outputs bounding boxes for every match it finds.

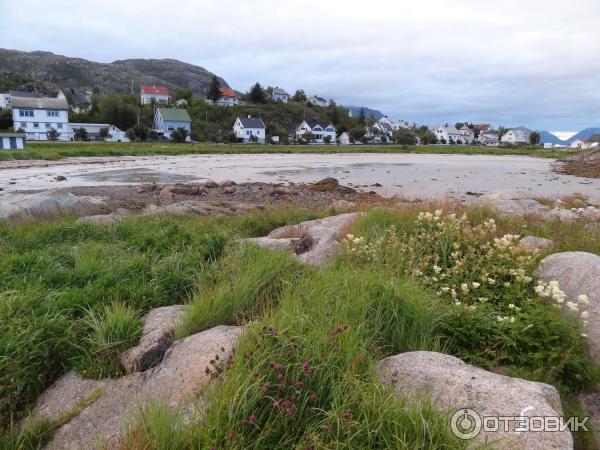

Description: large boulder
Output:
[247,213,360,267]
[535,252,600,362]
[0,192,109,224]
[120,305,187,373]
[30,325,242,450]
[520,236,554,252]
[378,351,572,449]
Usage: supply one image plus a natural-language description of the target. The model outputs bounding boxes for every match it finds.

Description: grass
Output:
[0,207,322,431]
[0,141,576,161]
[3,202,600,448]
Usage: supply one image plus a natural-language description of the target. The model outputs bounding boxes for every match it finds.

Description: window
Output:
[167,127,174,131]
[20,122,27,128]
[47,110,60,117]
[57,123,63,129]
[33,123,39,128]
[19,109,34,117]
[45,123,51,129]
[256,130,261,135]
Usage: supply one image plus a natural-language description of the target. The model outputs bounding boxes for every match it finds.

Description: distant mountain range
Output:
[515,126,600,145]
[0,49,228,95]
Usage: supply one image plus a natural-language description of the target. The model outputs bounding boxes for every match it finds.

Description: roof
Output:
[141,85,170,95]
[310,96,327,103]
[219,87,237,98]
[473,124,491,131]
[156,108,191,122]
[9,90,43,98]
[379,122,393,132]
[435,124,460,134]
[586,134,600,143]
[0,132,27,138]
[304,120,335,130]
[271,87,289,96]
[11,96,69,110]
[68,89,91,105]
[238,116,266,129]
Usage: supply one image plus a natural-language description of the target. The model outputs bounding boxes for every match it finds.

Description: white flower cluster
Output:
[535,280,590,335]
[493,234,521,249]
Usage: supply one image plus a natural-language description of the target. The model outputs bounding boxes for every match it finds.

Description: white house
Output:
[296,120,337,144]
[0,93,10,109]
[271,87,290,103]
[570,139,585,149]
[233,116,266,144]
[0,132,26,149]
[338,132,351,145]
[433,124,462,144]
[308,95,329,107]
[140,85,171,105]
[479,130,500,145]
[459,126,475,144]
[154,107,192,140]
[501,129,530,145]
[68,123,129,142]
[11,95,70,141]
[216,87,239,107]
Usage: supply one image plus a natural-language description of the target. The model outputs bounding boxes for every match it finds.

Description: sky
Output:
[1,0,600,132]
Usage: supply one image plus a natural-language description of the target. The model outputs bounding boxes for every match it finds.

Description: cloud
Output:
[2,0,599,129]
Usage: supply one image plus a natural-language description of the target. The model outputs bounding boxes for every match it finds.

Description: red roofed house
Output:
[473,124,491,132]
[217,87,239,107]
[140,85,171,105]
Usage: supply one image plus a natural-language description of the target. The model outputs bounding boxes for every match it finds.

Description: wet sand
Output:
[1,153,599,200]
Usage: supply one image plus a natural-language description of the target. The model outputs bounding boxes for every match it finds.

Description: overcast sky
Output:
[2,0,600,132]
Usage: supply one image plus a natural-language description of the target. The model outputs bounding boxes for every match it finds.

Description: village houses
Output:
[140,85,171,105]
[433,124,462,144]
[217,87,240,107]
[11,95,70,141]
[270,87,290,103]
[501,129,530,144]
[233,115,266,143]
[295,120,337,144]
[153,107,192,140]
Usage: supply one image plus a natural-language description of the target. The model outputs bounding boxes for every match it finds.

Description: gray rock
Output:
[536,252,600,362]
[520,236,555,251]
[378,351,572,449]
[202,179,218,188]
[141,200,255,217]
[219,180,236,187]
[76,214,123,225]
[223,185,237,194]
[0,192,109,225]
[332,199,356,212]
[250,213,360,267]
[120,305,187,373]
[33,325,242,450]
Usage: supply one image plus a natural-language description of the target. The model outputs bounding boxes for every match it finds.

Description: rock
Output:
[203,179,218,188]
[76,214,123,225]
[292,235,314,255]
[0,192,109,225]
[141,200,255,218]
[120,305,187,373]
[33,326,242,450]
[378,351,572,449]
[170,184,205,196]
[546,208,579,222]
[520,236,554,251]
[332,199,356,212]
[268,185,292,196]
[223,185,237,194]
[54,175,67,182]
[158,186,174,200]
[309,177,355,194]
[249,213,360,267]
[136,183,158,193]
[219,180,236,187]
[536,252,600,362]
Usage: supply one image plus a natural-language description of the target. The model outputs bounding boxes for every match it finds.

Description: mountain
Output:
[564,128,600,144]
[0,49,228,95]
[514,126,564,145]
[345,106,385,120]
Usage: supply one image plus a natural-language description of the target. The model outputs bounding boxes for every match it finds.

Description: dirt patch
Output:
[556,150,600,178]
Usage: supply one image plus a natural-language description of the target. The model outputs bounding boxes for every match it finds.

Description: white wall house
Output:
[479,131,500,145]
[216,87,239,107]
[0,93,10,109]
[140,85,171,105]
[501,129,530,144]
[271,87,290,103]
[11,96,70,141]
[233,116,266,144]
[68,123,129,142]
[373,118,394,138]
[433,125,462,144]
[0,133,26,149]
[338,132,351,145]
[308,95,328,107]
[295,120,337,144]
[570,139,585,149]
[459,125,475,144]
[154,107,192,140]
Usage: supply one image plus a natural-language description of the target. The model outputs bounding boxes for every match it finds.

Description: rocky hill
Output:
[0,49,228,95]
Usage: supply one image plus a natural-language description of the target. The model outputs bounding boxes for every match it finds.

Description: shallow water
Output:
[1,153,599,200]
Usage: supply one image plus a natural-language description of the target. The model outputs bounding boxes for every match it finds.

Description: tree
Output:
[324,135,332,145]
[0,108,13,131]
[175,88,193,104]
[99,93,137,130]
[207,76,222,102]
[171,127,189,142]
[291,89,307,103]
[359,108,366,122]
[46,128,60,141]
[529,131,541,145]
[99,127,110,141]
[415,126,437,145]
[126,128,137,142]
[393,128,417,146]
[74,128,88,142]
[248,82,266,103]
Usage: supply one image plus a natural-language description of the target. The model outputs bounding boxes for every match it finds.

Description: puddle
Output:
[79,168,199,184]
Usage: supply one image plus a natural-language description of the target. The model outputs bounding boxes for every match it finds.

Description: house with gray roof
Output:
[154,107,192,140]
[11,95,69,141]
[270,87,290,103]
[295,120,337,144]
[233,115,266,143]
